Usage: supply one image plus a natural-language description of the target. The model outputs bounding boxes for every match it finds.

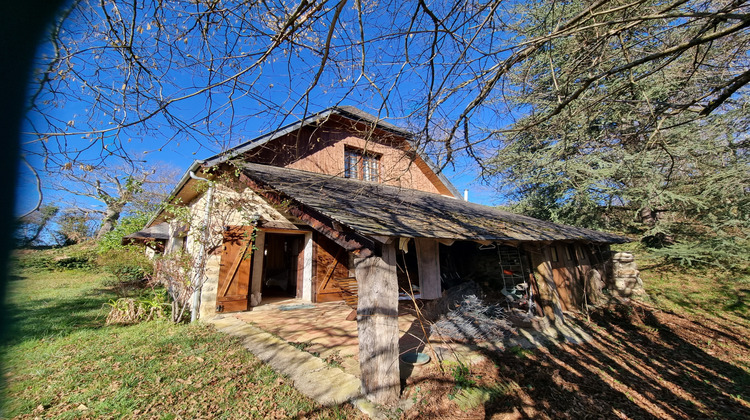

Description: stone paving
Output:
[205,298,594,417]
[232,300,431,378]
[206,314,364,406]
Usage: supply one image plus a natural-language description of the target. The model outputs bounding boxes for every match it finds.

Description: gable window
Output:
[344,148,380,182]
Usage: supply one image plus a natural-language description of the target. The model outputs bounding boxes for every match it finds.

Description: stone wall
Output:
[179,184,295,320]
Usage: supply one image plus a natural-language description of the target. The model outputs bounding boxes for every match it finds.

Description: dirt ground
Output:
[400,301,750,419]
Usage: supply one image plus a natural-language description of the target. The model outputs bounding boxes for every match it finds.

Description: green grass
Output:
[613,242,750,319]
[1,255,359,419]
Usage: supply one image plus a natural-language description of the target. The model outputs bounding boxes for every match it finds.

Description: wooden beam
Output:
[369,235,394,244]
[354,241,400,405]
[238,172,374,258]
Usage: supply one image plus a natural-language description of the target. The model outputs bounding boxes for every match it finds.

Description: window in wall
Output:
[550,246,559,262]
[344,148,380,182]
[565,244,577,261]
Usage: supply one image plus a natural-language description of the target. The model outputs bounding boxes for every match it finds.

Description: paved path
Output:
[205,315,363,406]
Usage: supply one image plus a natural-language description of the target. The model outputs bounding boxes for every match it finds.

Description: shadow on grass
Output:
[399,302,750,419]
[483,304,750,418]
[3,287,112,346]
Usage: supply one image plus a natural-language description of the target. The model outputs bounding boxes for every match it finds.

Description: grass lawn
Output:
[4,246,749,419]
[0,259,360,419]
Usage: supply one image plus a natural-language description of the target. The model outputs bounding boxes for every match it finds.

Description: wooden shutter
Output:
[216,226,255,313]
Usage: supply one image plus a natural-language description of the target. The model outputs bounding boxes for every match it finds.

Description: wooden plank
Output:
[527,244,565,320]
[295,236,305,298]
[521,245,545,317]
[548,244,580,311]
[355,242,400,405]
[250,230,265,306]
[335,277,359,308]
[318,247,342,294]
[415,238,441,299]
[219,240,251,298]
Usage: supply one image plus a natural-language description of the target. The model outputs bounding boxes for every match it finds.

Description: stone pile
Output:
[608,252,645,297]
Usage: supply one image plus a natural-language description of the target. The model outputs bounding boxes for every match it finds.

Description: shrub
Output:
[54,247,98,270]
[97,213,152,253]
[13,253,55,271]
[98,247,154,286]
[105,287,170,325]
[13,246,98,272]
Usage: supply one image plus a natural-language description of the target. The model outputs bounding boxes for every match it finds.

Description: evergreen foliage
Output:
[490,0,750,268]
[15,204,59,247]
[53,208,96,245]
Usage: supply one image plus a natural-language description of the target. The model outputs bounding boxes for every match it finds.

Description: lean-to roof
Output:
[122,223,170,242]
[240,163,628,244]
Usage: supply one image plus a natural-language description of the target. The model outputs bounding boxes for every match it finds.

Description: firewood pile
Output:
[427,282,517,343]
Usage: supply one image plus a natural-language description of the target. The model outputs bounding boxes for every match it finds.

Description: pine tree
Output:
[489,0,750,267]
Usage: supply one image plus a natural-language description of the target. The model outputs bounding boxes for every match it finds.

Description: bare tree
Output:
[50,162,179,239]
[23,0,749,171]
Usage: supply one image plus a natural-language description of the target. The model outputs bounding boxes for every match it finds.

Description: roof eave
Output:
[146,159,204,227]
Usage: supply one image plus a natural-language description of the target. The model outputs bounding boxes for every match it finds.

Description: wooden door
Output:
[314,234,347,303]
[216,226,255,313]
[549,245,582,310]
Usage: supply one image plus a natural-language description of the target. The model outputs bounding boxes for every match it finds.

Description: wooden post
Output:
[415,238,441,300]
[354,241,400,405]
[249,230,265,307]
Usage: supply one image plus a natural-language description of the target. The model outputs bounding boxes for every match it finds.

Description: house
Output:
[142,106,627,404]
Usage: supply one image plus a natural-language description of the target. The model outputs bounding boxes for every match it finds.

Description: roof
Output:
[122,223,170,242]
[201,106,461,198]
[202,106,408,167]
[240,163,628,244]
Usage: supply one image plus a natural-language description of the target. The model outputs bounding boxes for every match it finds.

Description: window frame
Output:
[344,147,380,182]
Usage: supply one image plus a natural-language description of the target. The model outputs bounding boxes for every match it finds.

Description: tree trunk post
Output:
[354,241,400,405]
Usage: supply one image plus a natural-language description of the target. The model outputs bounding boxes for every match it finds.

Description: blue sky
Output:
[16,106,501,218]
[17,1,516,219]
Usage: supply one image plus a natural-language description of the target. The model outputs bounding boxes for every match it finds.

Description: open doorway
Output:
[262,233,305,299]
[396,240,420,297]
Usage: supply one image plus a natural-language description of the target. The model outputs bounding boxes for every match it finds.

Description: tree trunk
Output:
[96,203,123,239]
[355,241,400,405]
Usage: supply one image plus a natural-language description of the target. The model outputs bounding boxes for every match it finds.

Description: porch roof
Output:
[240,163,628,244]
[121,223,170,244]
